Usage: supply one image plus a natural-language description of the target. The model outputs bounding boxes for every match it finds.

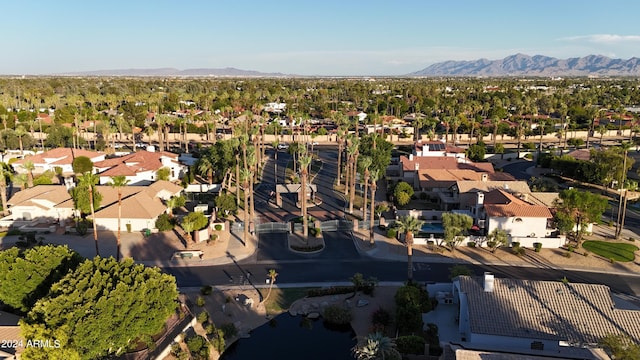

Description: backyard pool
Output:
[420,222,444,234]
[220,314,356,360]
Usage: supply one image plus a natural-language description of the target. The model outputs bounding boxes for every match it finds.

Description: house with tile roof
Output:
[11,148,106,175]
[0,185,75,228]
[399,154,499,190]
[475,189,560,247]
[452,274,640,357]
[437,178,529,211]
[0,181,182,232]
[0,310,24,358]
[88,180,183,231]
[93,149,186,185]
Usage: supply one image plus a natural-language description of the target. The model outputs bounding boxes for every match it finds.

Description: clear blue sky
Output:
[3,0,639,76]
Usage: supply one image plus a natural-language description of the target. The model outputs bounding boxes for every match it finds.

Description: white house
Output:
[94,149,186,185]
[12,148,106,175]
[0,185,75,228]
[452,274,640,357]
[89,180,183,232]
[476,189,560,247]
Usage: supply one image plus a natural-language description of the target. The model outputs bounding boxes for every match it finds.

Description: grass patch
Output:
[263,287,314,315]
[582,240,638,262]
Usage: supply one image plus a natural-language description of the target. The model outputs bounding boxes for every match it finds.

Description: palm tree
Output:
[261,269,279,304]
[240,168,253,247]
[21,160,35,188]
[395,215,424,282]
[108,175,130,261]
[616,142,632,239]
[491,116,501,150]
[369,169,380,246]
[15,126,27,156]
[78,172,101,256]
[336,127,346,187]
[598,125,607,146]
[197,152,215,185]
[352,332,400,360]
[271,140,280,183]
[0,165,8,217]
[299,155,312,237]
[359,156,372,221]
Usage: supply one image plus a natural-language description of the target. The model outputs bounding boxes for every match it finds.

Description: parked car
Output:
[277,143,290,150]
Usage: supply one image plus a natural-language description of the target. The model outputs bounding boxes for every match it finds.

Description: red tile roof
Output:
[483,189,552,218]
[94,150,178,177]
[401,156,494,173]
[13,148,104,167]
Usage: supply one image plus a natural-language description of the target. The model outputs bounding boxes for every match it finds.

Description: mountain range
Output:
[408,54,640,77]
[61,67,286,77]
[59,54,640,77]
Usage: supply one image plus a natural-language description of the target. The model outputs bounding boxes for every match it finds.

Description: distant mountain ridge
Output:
[61,67,287,77]
[408,54,640,76]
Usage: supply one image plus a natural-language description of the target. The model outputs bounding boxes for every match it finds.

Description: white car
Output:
[277,143,289,150]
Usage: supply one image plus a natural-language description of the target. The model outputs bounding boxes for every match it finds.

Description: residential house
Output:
[0,181,182,232]
[94,149,185,185]
[399,155,496,190]
[12,148,106,175]
[89,181,182,232]
[0,310,24,359]
[0,185,75,228]
[477,189,558,247]
[436,177,526,211]
[452,274,640,357]
[413,140,466,159]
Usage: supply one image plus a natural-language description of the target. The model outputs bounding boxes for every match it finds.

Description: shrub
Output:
[524,153,533,160]
[197,310,209,324]
[563,252,572,258]
[610,257,616,264]
[628,237,635,242]
[211,329,225,353]
[6,229,22,236]
[511,241,520,248]
[155,213,174,231]
[196,296,206,307]
[567,245,575,252]
[214,224,222,231]
[512,247,525,256]
[419,192,428,200]
[323,305,352,325]
[290,244,324,252]
[467,241,476,247]
[186,335,209,359]
[533,242,542,252]
[386,228,397,239]
[396,335,425,355]
[220,323,238,339]
[200,285,213,295]
[372,307,392,328]
[204,323,216,335]
[308,286,354,297]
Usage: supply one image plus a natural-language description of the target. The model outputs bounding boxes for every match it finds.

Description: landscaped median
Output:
[288,232,325,254]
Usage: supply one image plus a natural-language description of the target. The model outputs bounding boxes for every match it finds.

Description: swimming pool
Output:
[420,222,444,233]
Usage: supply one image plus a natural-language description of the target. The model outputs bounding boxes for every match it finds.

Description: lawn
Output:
[263,287,314,315]
[582,240,639,262]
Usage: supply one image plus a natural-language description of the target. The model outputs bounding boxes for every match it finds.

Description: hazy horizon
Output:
[3,0,640,76]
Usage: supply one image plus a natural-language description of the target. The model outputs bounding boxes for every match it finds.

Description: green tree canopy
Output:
[214,192,237,218]
[181,211,209,233]
[72,156,93,174]
[70,173,102,216]
[20,257,179,360]
[393,181,414,206]
[0,245,82,313]
[359,134,393,176]
[554,188,608,246]
[156,167,170,181]
[442,212,473,251]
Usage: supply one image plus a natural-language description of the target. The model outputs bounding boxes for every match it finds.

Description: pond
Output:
[220,314,356,360]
